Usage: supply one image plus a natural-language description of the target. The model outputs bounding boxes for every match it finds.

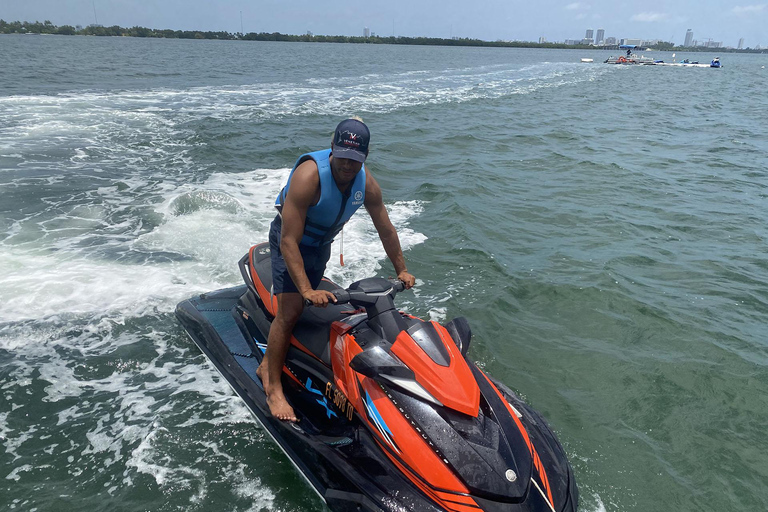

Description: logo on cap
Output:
[338,130,362,148]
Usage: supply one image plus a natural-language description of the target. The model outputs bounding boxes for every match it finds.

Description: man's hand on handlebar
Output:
[397,271,416,289]
[303,289,337,308]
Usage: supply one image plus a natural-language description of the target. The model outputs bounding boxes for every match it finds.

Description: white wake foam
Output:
[0,166,426,325]
[0,62,609,140]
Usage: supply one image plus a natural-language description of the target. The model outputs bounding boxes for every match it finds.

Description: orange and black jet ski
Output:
[176,242,579,512]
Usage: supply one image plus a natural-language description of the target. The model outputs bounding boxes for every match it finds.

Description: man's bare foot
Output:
[266,391,297,422]
[257,360,296,421]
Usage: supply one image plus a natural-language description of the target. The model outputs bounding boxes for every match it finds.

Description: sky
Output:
[2,0,765,48]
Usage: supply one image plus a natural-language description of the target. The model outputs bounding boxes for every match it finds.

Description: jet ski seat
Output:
[240,243,352,366]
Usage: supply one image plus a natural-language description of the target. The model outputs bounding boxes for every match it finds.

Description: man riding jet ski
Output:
[259,118,415,422]
[178,118,577,510]
[176,243,579,511]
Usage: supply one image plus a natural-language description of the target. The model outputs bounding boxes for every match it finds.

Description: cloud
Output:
[565,2,589,10]
[731,4,766,13]
[630,12,669,22]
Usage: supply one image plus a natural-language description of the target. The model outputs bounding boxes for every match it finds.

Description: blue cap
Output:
[332,119,370,163]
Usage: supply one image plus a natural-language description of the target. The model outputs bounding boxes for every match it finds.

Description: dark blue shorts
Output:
[269,216,331,295]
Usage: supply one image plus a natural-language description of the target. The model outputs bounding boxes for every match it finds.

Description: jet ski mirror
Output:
[443,317,472,356]
[350,346,443,406]
[349,345,415,380]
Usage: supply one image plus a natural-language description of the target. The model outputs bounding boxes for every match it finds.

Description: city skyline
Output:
[2,0,764,48]
[561,26,728,48]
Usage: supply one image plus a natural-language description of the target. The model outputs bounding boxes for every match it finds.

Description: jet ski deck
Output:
[177,286,447,512]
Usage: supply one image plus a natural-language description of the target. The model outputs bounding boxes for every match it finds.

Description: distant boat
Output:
[604,44,656,65]
[604,54,655,65]
[606,49,723,68]
[580,58,594,63]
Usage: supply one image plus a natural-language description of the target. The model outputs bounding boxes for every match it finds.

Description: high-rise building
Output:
[595,28,605,45]
[539,36,547,44]
[585,28,594,40]
[364,27,370,38]
[738,37,744,49]
[684,29,693,47]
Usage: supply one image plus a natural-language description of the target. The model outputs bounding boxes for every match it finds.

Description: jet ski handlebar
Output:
[304,278,406,307]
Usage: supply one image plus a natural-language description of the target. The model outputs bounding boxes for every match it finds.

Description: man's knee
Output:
[276,294,304,326]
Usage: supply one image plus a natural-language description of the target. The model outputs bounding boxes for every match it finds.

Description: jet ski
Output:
[176,242,579,511]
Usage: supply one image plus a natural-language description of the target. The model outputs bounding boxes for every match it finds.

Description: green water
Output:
[2,34,768,511]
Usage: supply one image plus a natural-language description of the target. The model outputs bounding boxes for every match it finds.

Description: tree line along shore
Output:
[1,19,760,53]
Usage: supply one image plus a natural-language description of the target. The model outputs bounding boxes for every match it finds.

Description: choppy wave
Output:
[0,168,426,325]
[0,158,426,509]
[0,62,609,135]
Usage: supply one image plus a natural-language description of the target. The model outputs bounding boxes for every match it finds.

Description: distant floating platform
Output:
[653,62,722,68]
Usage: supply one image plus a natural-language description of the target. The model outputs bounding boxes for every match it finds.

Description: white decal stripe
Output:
[532,478,556,512]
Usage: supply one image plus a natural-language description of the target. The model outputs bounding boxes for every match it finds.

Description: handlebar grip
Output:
[334,290,351,303]
[389,279,406,293]
[304,289,350,307]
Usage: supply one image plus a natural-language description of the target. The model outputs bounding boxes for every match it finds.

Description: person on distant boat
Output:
[256,118,416,422]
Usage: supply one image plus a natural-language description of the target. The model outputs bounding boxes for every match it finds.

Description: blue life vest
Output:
[275,148,366,247]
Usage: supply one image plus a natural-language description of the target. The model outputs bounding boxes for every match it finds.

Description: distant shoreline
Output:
[1,19,762,53]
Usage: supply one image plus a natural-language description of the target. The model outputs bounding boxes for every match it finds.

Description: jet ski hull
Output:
[176,244,579,512]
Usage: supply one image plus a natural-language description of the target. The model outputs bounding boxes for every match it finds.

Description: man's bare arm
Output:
[364,171,416,288]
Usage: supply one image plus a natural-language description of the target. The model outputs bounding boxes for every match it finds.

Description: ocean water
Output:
[1,34,768,511]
